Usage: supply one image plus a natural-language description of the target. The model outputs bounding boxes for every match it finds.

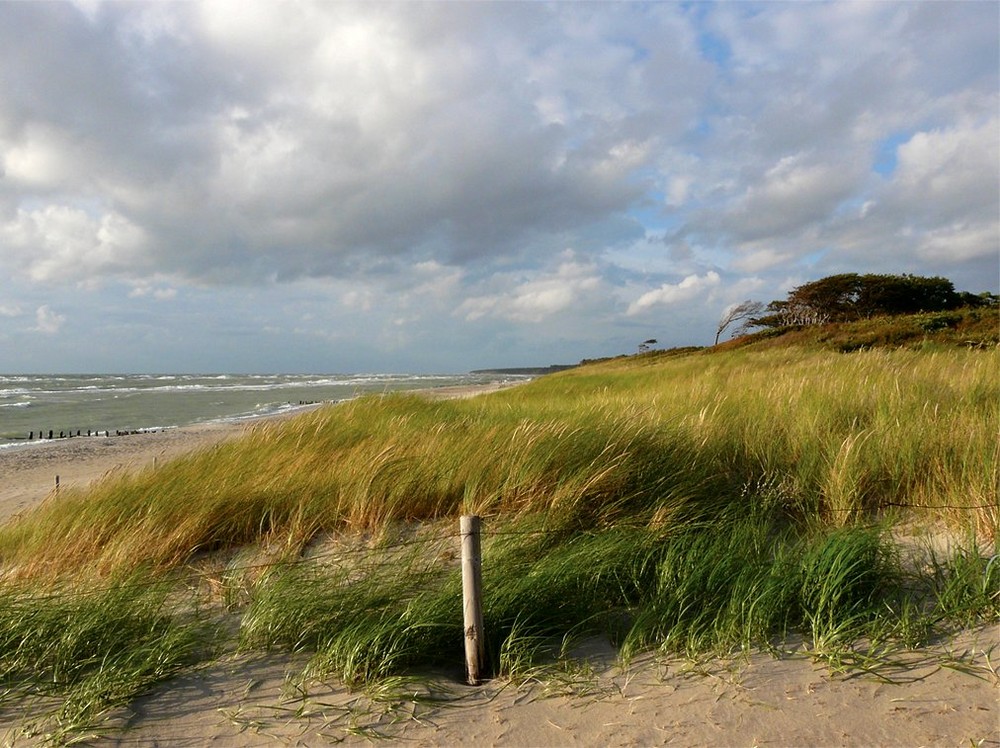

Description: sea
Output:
[0,372,520,450]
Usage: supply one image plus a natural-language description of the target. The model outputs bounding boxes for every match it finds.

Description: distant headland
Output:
[470,365,576,376]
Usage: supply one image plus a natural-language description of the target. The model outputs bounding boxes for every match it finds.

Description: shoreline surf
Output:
[0,372,526,450]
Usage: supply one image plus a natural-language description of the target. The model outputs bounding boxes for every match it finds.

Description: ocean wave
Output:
[0,373,472,396]
[204,400,328,424]
[3,378,369,397]
[0,437,54,451]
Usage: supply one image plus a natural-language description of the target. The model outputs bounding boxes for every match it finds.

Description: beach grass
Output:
[0,573,213,743]
[230,511,996,687]
[1,519,995,744]
[0,340,997,742]
[1,346,995,579]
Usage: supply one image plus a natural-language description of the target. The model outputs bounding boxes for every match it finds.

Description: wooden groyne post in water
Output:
[460,515,486,685]
[28,428,150,440]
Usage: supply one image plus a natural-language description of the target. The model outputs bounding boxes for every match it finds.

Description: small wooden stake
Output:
[460,514,485,685]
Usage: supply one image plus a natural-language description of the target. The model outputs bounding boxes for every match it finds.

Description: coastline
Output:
[0,381,526,525]
[0,421,251,525]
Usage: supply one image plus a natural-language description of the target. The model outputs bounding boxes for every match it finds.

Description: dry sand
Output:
[5,631,999,746]
[1,383,997,746]
[94,628,997,747]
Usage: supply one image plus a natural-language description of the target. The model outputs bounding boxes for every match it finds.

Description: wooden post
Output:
[460,514,485,685]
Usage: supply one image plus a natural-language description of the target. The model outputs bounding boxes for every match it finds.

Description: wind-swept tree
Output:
[715,300,764,344]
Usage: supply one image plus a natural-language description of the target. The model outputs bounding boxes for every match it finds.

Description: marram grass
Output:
[2,517,996,744]
[236,512,996,688]
[0,573,213,744]
[2,346,995,579]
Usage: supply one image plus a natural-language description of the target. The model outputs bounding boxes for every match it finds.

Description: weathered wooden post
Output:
[460,514,485,685]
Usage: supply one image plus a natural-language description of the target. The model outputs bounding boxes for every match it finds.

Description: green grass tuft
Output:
[0,574,214,743]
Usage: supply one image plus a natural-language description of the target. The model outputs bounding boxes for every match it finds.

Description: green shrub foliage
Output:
[752,273,994,329]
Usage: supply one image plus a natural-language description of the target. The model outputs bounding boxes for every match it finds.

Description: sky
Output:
[0,1,997,374]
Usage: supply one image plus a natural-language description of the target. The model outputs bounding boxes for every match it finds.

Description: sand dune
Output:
[1,384,996,746]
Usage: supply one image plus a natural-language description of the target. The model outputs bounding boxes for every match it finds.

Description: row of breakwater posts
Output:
[21,401,326,443]
[26,428,164,441]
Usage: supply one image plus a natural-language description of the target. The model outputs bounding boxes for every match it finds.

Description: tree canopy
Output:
[750,273,995,330]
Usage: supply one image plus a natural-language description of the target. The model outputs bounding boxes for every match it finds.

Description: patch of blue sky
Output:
[830,195,875,221]
[682,1,732,68]
[697,29,731,69]
[685,117,713,141]
[873,131,913,177]
[626,188,684,235]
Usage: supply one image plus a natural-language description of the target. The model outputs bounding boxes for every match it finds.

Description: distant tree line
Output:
[715,274,997,342]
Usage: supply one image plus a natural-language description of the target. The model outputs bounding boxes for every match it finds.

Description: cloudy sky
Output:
[1,1,997,373]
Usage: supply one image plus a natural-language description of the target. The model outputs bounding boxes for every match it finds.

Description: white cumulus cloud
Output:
[627,271,721,315]
[458,252,602,323]
[0,1,995,371]
[33,305,65,334]
[1,205,148,284]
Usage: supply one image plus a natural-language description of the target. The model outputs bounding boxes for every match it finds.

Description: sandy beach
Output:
[2,608,997,746]
[94,626,997,747]
[1,383,997,746]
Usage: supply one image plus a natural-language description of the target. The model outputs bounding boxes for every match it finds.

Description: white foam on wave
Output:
[0,437,55,451]
[207,400,329,425]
